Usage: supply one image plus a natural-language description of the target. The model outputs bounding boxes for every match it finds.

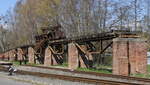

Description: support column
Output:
[28,47,35,64]
[129,38,147,74]
[9,50,16,61]
[45,46,63,66]
[68,43,79,69]
[113,38,129,76]
[17,48,23,61]
[0,53,4,60]
[44,47,52,66]
[52,54,58,65]
[113,37,147,76]
[79,45,88,68]
[52,54,63,65]
[4,52,9,60]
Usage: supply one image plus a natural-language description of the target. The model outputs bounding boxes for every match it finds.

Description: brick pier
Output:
[68,43,94,69]
[113,35,147,76]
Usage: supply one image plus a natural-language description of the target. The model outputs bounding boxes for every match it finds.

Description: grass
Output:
[11,61,39,66]
[10,60,150,78]
[131,65,150,78]
[77,67,112,74]
[131,73,150,78]
[11,61,21,66]
[52,62,68,67]
[96,65,112,69]
[12,61,112,74]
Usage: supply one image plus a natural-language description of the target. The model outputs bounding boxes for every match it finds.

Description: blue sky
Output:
[0,0,17,15]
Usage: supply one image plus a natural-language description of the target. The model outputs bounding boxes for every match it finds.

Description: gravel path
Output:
[0,70,93,85]
[0,72,39,85]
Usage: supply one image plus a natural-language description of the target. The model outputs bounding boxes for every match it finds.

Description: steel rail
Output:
[0,66,138,85]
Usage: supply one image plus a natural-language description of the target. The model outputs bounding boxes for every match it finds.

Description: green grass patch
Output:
[62,63,68,67]
[77,67,112,74]
[52,62,68,67]
[131,73,150,78]
[96,65,112,69]
[27,63,39,66]
[147,65,150,72]
[11,61,21,66]
[131,65,150,78]
[11,61,39,66]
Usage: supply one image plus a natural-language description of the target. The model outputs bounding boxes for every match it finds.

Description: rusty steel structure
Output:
[0,25,147,76]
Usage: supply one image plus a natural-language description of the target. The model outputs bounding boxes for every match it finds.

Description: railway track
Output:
[23,65,150,84]
[0,66,139,85]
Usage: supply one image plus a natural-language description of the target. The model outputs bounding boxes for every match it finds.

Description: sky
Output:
[0,0,17,15]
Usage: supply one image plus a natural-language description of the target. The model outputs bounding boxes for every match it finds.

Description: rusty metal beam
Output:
[89,42,113,54]
[48,45,64,55]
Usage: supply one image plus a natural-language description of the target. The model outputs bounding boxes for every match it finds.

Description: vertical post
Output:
[9,50,16,61]
[68,43,79,69]
[129,38,147,74]
[113,38,129,76]
[44,47,52,66]
[17,48,23,65]
[28,47,35,64]
[113,36,147,76]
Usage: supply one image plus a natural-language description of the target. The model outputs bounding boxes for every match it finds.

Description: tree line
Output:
[0,0,149,52]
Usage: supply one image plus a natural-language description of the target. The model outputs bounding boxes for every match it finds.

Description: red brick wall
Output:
[17,48,24,61]
[134,41,147,73]
[4,52,9,60]
[9,50,16,61]
[113,38,129,75]
[28,47,35,64]
[113,38,147,75]
[0,53,4,60]
[44,47,52,66]
[68,43,79,69]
